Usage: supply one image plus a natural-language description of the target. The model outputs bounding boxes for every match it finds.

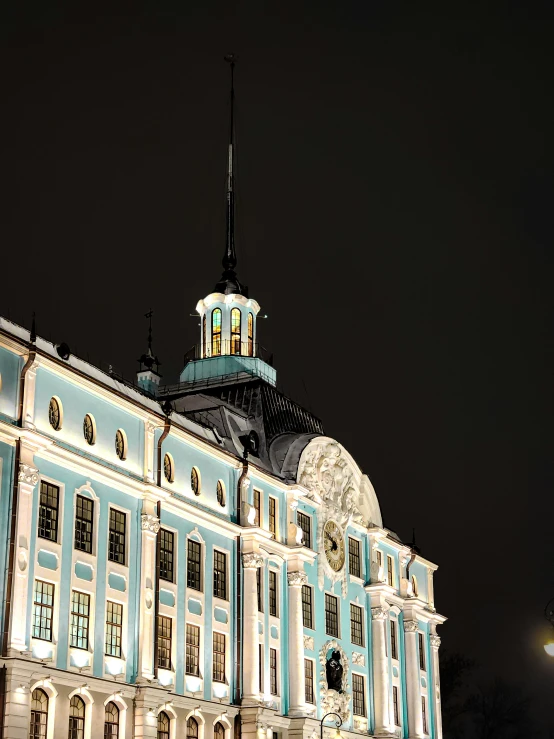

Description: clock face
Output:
[323,519,345,572]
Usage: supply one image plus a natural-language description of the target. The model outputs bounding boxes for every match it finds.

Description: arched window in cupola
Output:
[248,312,254,357]
[231,308,241,355]
[212,309,222,356]
[202,314,207,357]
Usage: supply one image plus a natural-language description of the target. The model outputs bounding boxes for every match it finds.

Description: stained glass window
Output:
[231,308,241,354]
[212,309,222,356]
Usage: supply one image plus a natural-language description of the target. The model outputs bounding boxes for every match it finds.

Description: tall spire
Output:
[138,309,160,374]
[215,54,248,297]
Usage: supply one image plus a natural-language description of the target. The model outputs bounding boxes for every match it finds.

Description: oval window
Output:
[48,397,62,431]
[115,429,127,460]
[164,453,174,483]
[191,467,200,496]
[83,414,95,445]
[216,480,225,507]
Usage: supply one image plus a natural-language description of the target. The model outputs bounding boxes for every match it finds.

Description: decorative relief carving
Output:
[352,652,365,666]
[304,635,314,650]
[371,606,389,621]
[141,514,160,533]
[242,553,263,569]
[287,570,308,587]
[18,464,39,486]
[430,635,441,648]
[319,639,351,722]
[404,619,419,633]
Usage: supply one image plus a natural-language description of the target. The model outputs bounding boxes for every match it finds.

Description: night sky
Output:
[2,1,553,730]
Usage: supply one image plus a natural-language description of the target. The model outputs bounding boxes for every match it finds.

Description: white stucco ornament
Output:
[18,464,39,486]
[141,514,160,534]
[242,553,263,569]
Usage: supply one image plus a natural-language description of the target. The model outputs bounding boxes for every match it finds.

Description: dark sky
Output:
[2,0,553,730]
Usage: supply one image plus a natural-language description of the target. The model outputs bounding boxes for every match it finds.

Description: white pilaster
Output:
[144,422,156,483]
[404,619,424,738]
[371,606,392,736]
[430,633,442,739]
[242,552,263,704]
[21,360,39,430]
[287,569,308,716]
[137,504,160,681]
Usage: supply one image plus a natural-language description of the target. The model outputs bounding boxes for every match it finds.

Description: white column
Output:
[287,570,308,716]
[9,461,39,653]
[242,552,263,704]
[137,507,159,681]
[430,634,442,739]
[404,619,424,738]
[371,606,391,735]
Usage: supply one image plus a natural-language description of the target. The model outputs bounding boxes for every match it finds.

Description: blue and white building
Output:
[0,62,445,739]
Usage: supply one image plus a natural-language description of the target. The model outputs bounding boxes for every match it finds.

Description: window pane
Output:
[38,482,59,542]
[302,585,313,629]
[296,512,311,548]
[213,632,226,682]
[213,551,227,599]
[105,601,123,657]
[32,580,54,641]
[70,591,90,650]
[352,674,366,716]
[304,659,314,703]
[157,616,172,669]
[325,593,339,637]
[269,571,278,617]
[187,539,202,591]
[74,495,94,553]
[270,647,278,695]
[159,529,174,582]
[348,537,361,578]
[108,508,126,564]
[186,624,200,676]
[350,604,363,646]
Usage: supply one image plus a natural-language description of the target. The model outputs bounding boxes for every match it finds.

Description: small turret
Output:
[137,310,161,395]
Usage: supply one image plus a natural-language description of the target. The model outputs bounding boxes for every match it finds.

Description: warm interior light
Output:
[544,641,554,656]
[334,730,341,739]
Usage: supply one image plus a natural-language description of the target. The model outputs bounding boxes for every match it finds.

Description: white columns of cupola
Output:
[196,293,260,359]
[242,551,264,704]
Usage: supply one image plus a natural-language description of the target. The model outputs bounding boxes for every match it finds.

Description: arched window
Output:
[69,695,85,739]
[212,309,222,356]
[187,717,199,739]
[231,308,241,355]
[104,702,119,738]
[202,314,207,357]
[247,313,254,357]
[29,688,48,739]
[158,711,170,739]
[411,575,418,597]
[214,722,226,739]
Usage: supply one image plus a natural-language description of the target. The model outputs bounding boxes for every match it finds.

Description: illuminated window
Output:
[387,555,394,587]
[29,689,48,739]
[105,601,123,657]
[212,309,222,356]
[32,580,54,641]
[202,314,206,357]
[247,313,254,356]
[157,616,172,669]
[48,396,62,431]
[104,702,119,738]
[158,711,170,739]
[185,623,200,676]
[69,695,85,739]
[268,497,277,536]
[187,717,198,739]
[83,413,96,445]
[214,722,225,739]
[231,308,241,354]
[213,633,226,682]
[70,590,90,650]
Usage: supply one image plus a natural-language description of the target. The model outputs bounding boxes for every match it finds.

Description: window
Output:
[83,413,95,445]
[352,674,366,716]
[348,537,361,578]
[387,555,394,587]
[213,632,226,682]
[115,429,126,460]
[187,717,198,739]
[158,529,174,582]
[269,570,278,617]
[213,550,227,599]
[377,549,383,576]
[38,481,59,542]
[48,396,62,430]
[253,489,261,526]
[212,308,222,356]
[350,604,364,646]
[191,466,200,495]
[231,308,241,354]
[304,659,315,703]
[270,647,278,695]
[105,601,123,657]
[411,575,418,597]
[202,314,206,356]
[325,593,339,637]
[217,480,226,507]
[419,632,426,671]
[214,722,225,739]
[297,511,311,548]
[158,711,170,739]
[186,623,200,676]
[391,619,398,660]
[29,688,48,739]
[163,453,174,483]
[187,539,202,591]
[257,567,263,612]
[268,496,277,536]
[247,312,254,356]
[74,495,94,553]
[259,644,264,693]
[108,508,126,564]
[32,580,54,641]
[157,616,172,669]
[302,585,313,629]
[69,695,85,739]
[422,697,428,734]
[70,591,90,650]
[104,701,119,738]
[393,686,400,726]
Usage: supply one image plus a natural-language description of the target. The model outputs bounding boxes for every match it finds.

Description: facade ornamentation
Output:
[287,570,308,586]
[430,634,441,648]
[242,552,263,569]
[18,464,39,486]
[319,639,351,722]
[303,635,314,650]
[141,513,160,533]
[404,619,419,633]
[352,651,365,666]
[371,606,389,621]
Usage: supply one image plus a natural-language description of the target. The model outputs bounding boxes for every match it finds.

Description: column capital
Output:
[287,570,308,587]
[371,606,389,621]
[141,513,160,533]
[18,463,39,488]
[430,634,441,648]
[404,619,418,633]
[242,552,264,569]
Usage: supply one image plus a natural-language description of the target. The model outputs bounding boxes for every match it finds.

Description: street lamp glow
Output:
[544,641,554,657]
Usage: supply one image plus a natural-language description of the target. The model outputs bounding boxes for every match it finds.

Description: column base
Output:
[241,695,261,706]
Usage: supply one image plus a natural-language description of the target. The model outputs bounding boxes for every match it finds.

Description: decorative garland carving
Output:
[287,570,308,587]
[319,639,351,722]
[304,635,314,650]
[242,553,263,569]
[352,652,365,666]
[18,464,39,486]
[141,513,160,533]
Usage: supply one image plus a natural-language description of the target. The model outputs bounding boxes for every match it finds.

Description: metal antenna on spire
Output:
[138,309,160,373]
[223,53,236,273]
[145,309,153,352]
